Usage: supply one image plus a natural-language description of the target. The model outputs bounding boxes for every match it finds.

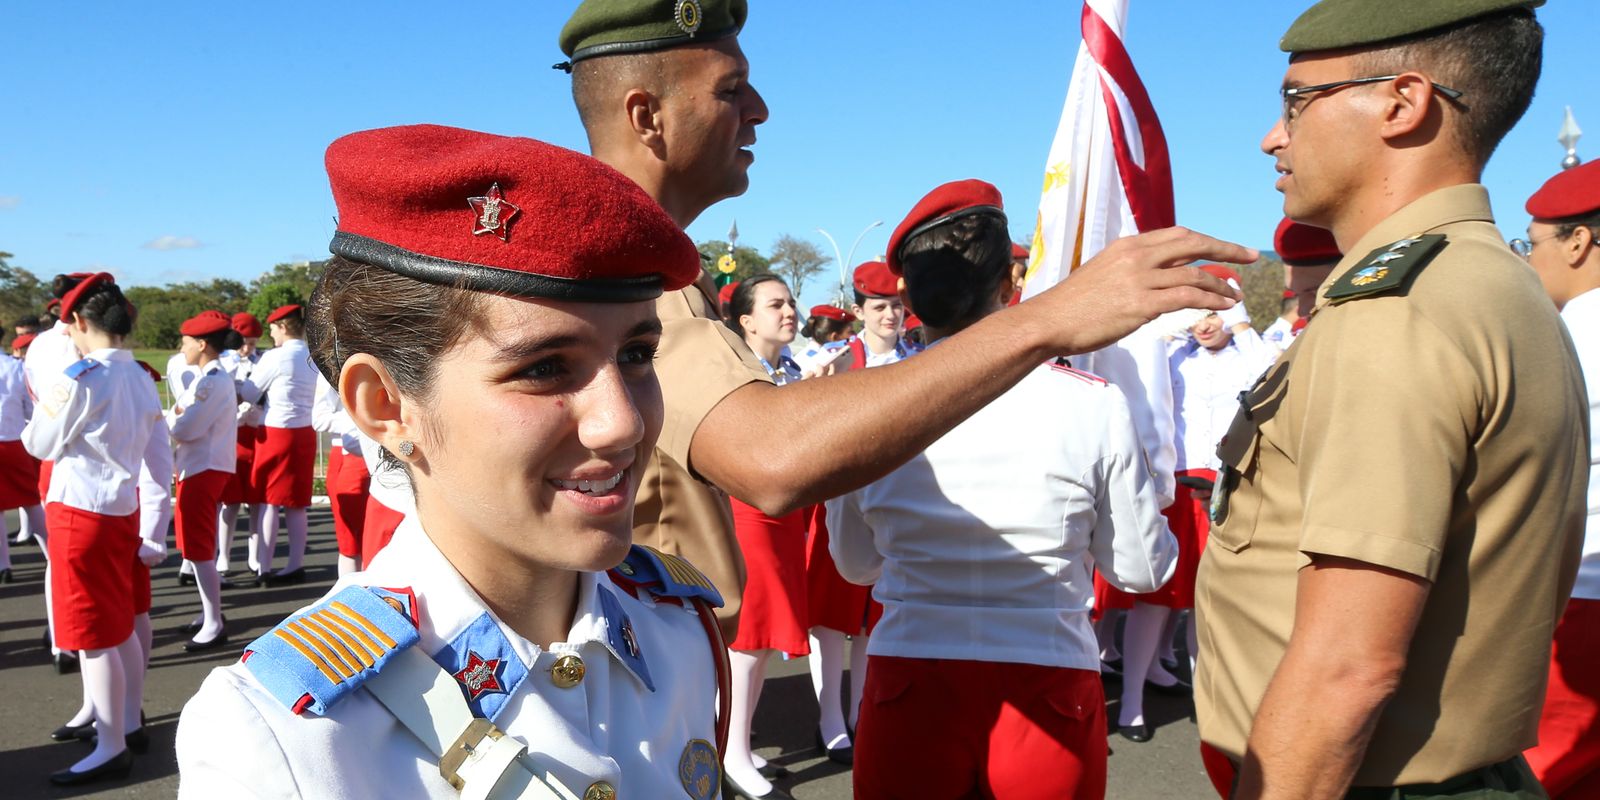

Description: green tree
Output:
[768,234,831,299]
[695,240,770,284]
[0,254,51,333]
[250,261,326,300]
[1238,255,1288,332]
[249,283,305,324]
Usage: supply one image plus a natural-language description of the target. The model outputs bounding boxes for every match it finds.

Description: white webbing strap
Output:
[365,647,577,800]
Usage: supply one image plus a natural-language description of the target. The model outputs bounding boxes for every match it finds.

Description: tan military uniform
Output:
[1195,184,1590,786]
[634,273,773,633]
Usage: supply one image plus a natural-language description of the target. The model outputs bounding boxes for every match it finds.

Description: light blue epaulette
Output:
[64,358,101,380]
[243,585,421,716]
[610,545,724,608]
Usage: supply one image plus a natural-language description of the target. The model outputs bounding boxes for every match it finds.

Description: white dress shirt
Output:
[1077,322,1179,509]
[221,349,265,427]
[312,373,363,455]
[166,351,201,401]
[828,361,1177,671]
[1262,316,1295,353]
[21,321,77,398]
[140,417,175,551]
[237,339,316,429]
[1563,288,1600,600]
[176,518,721,799]
[23,349,162,516]
[1170,337,1279,473]
[0,356,32,441]
[167,362,239,479]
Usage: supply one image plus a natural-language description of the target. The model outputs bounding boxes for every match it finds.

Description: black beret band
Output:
[569,25,740,64]
[895,205,1008,260]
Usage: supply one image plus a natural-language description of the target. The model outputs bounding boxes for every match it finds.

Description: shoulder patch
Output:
[1048,357,1108,385]
[1324,233,1445,303]
[243,584,421,716]
[64,358,101,381]
[610,545,724,608]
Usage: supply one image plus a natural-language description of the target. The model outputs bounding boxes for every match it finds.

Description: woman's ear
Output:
[339,353,422,462]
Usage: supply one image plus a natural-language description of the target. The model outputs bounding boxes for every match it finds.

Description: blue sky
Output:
[3,1,1593,310]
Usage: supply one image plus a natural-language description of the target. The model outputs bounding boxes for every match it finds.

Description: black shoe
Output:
[54,651,80,675]
[0,567,12,583]
[824,744,854,766]
[91,726,149,754]
[1160,656,1181,673]
[261,567,306,586]
[48,749,134,786]
[723,775,795,800]
[1146,676,1193,697]
[177,572,196,587]
[756,763,791,779]
[181,614,226,636]
[50,722,95,742]
[1118,723,1152,743]
[183,629,231,653]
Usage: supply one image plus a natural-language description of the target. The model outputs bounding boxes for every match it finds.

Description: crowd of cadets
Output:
[2,0,1597,797]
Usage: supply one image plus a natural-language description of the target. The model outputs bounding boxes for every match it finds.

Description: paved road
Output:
[0,508,1213,799]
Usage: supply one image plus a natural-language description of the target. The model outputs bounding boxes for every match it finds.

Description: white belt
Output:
[365,647,578,800]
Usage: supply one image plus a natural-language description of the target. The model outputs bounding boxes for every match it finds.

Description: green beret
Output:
[1281,0,1543,53]
[559,0,747,64]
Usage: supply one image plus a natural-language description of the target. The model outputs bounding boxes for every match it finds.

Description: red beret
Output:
[45,298,60,311]
[1282,289,1296,300]
[1527,160,1600,221]
[719,281,740,308]
[11,332,36,350]
[266,304,302,324]
[809,304,856,323]
[231,312,263,338]
[1011,242,1030,262]
[853,261,899,298]
[887,179,1007,275]
[136,360,163,383]
[59,272,115,320]
[1274,218,1342,264]
[326,124,698,302]
[1199,264,1241,284]
[904,313,924,331]
[181,310,231,337]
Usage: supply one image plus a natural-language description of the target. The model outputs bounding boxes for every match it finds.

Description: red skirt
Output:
[728,498,810,656]
[38,459,54,505]
[327,447,371,560]
[805,504,881,635]
[361,493,406,570]
[175,469,232,561]
[47,503,140,650]
[1526,597,1600,798]
[1096,469,1214,612]
[0,439,41,509]
[133,558,151,616]
[220,424,263,504]
[251,425,315,507]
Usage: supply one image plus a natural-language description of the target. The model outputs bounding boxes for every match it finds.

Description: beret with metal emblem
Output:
[852,261,899,299]
[559,0,747,65]
[1527,160,1600,221]
[808,304,855,323]
[59,273,116,320]
[1280,0,1543,54]
[1274,217,1343,264]
[180,310,232,337]
[231,312,263,338]
[325,125,699,302]
[886,179,1008,276]
[266,304,302,324]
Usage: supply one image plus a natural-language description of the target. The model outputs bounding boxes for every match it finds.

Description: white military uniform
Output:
[139,411,175,560]
[177,517,725,799]
[236,339,317,429]
[220,348,266,429]
[312,374,362,457]
[1563,287,1600,601]
[168,363,239,480]
[828,359,1178,669]
[22,322,78,399]
[167,351,201,400]
[0,356,32,443]
[23,349,161,516]
[1261,316,1295,354]
[1169,338,1279,474]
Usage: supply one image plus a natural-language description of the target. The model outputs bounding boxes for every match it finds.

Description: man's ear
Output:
[1378,72,1439,141]
[624,88,666,154]
[339,353,423,462]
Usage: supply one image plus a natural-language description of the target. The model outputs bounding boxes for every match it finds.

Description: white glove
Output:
[1217,279,1251,328]
[138,539,167,568]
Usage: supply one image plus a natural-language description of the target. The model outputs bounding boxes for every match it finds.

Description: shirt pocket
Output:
[1208,358,1292,553]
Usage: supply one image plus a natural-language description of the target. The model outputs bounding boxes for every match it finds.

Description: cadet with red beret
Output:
[216,312,265,576]
[791,304,855,377]
[1519,158,1600,799]
[1266,217,1343,351]
[235,303,318,585]
[178,124,730,800]
[1,330,44,580]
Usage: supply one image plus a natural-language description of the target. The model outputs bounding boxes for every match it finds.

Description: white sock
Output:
[1119,603,1171,727]
[257,505,279,576]
[45,562,61,657]
[0,517,11,571]
[193,561,224,640]
[178,559,195,576]
[724,649,774,796]
[1096,608,1124,662]
[337,554,358,576]
[847,632,869,731]
[119,631,145,735]
[808,628,850,747]
[216,504,237,573]
[281,507,308,573]
[73,644,128,771]
[23,504,47,553]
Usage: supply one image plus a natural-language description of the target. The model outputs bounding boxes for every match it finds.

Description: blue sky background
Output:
[3,1,1593,310]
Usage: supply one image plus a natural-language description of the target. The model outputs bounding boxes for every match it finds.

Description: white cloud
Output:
[143,235,204,251]
[0,196,19,210]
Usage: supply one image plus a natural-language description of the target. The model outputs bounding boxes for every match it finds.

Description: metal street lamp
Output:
[816,221,883,305]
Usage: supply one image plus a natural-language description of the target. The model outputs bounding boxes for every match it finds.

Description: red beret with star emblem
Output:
[1527,160,1600,221]
[59,273,116,321]
[180,310,232,337]
[1274,218,1342,264]
[887,179,1007,276]
[231,312,263,338]
[325,125,698,302]
[808,304,855,323]
[852,261,899,298]
[266,304,302,324]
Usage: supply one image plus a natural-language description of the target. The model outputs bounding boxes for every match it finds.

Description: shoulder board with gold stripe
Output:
[243,585,421,716]
[611,545,724,608]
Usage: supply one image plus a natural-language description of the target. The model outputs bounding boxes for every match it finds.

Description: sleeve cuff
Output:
[1299,524,1441,581]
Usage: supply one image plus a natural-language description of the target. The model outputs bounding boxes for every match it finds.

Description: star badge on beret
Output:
[452,650,507,701]
[468,183,520,242]
[675,0,703,35]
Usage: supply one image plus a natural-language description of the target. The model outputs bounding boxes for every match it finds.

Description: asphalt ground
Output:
[0,507,1214,799]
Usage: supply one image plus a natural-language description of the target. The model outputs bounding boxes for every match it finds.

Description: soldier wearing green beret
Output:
[1194,2,1589,798]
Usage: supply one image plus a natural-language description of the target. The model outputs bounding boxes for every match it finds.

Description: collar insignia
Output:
[435,613,529,721]
[451,650,506,701]
[468,183,520,242]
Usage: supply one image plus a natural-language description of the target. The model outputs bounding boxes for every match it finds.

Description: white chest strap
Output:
[364,647,579,800]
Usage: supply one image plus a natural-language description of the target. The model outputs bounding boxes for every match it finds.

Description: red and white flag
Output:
[1022,0,1179,506]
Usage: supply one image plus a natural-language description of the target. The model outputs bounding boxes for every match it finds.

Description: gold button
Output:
[584,781,616,800]
[551,654,586,688]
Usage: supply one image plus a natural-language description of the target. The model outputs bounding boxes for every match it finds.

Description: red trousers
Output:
[326,447,371,560]
[855,656,1107,799]
[1527,597,1600,798]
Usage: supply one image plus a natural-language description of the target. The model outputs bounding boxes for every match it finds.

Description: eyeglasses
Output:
[1280,75,1465,127]
[1509,232,1564,259]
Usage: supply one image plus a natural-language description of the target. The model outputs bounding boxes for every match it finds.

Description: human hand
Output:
[138,539,167,567]
[1217,279,1252,329]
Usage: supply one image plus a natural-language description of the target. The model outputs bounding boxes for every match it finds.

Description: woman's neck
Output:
[747,337,783,367]
[197,351,218,369]
[862,328,898,355]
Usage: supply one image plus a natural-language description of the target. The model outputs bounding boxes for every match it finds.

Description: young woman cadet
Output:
[313,371,370,576]
[236,303,318,585]
[177,125,730,800]
[217,312,264,575]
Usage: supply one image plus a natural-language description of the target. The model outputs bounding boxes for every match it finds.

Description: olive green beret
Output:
[1281,0,1543,53]
[559,0,747,64]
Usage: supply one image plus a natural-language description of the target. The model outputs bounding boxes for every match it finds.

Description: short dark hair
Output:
[1552,208,1600,241]
[13,318,39,333]
[1352,9,1542,166]
[722,273,786,337]
[801,314,853,343]
[52,274,133,337]
[898,211,1011,330]
[570,52,674,135]
[272,306,307,337]
[196,327,243,354]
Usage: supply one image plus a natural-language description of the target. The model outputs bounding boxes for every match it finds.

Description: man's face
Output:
[659,38,768,212]
[1523,221,1578,306]
[1262,52,1376,228]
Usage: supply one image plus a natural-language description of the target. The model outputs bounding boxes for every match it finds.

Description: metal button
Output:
[551,654,586,688]
[583,781,616,800]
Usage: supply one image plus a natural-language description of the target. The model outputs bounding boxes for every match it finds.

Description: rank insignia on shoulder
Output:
[610,545,724,608]
[64,358,101,381]
[1324,233,1445,303]
[243,585,421,716]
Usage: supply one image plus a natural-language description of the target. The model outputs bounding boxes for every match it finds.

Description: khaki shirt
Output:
[634,274,773,631]
[1195,185,1589,786]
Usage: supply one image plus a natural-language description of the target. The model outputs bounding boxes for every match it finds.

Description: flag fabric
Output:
[1022,0,1179,506]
